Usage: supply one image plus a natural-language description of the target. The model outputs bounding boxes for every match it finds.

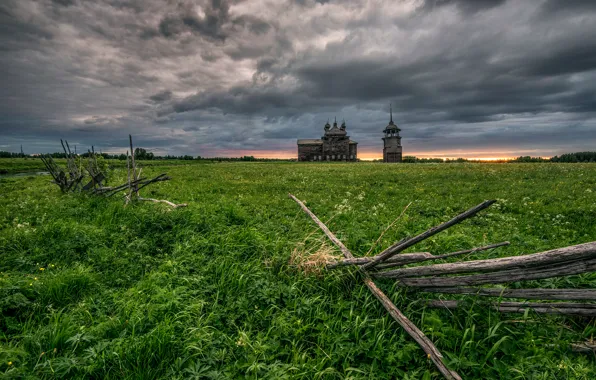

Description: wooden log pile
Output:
[289,194,596,379]
[40,139,84,192]
[40,136,186,208]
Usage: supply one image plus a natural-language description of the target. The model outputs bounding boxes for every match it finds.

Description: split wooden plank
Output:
[427,299,596,317]
[328,241,508,270]
[289,193,461,380]
[327,252,434,269]
[375,241,596,278]
[373,242,510,271]
[382,256,596,287]
[418,287,596,301]
[361,200,496,270]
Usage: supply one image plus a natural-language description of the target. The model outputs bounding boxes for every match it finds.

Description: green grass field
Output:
[1,161,596,379]
[0,158,205,174]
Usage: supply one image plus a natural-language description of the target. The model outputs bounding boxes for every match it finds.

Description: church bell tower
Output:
[382,104,402,162]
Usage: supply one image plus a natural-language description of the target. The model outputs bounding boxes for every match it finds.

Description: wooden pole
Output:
[362,200,495,270]
[373,242,510,271]
[126,150,131,204]
[418,287,596,301]
[375,242,596,279]
[40,155,59,184]
[383,256,596,287]
[327,252,434,269]
[289,194,461,380]
[129,135,137,195]
[426,300,596,317]
[331,242,509,269]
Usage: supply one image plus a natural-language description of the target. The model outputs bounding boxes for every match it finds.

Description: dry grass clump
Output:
[289,242,339,276]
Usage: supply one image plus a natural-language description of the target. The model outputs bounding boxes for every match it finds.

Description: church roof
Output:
[325,128,347,136]
[297,139,323,145]
[349,140,358,144]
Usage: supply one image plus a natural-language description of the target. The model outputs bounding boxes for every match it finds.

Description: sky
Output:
[1,0,596,159]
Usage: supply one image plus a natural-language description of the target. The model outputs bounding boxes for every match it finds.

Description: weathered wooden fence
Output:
[41,135,186,207]
[289,194,596,379]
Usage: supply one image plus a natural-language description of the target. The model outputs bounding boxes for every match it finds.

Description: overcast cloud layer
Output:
[1,0,596,158]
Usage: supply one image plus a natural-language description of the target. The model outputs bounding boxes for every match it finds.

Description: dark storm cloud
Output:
[232,15,271,35]
[1,0,596,157]
[422,0,507,14]
[149,90,173,103]
[52,0,76,7]
[523,40,596,77]
[156,0,238,41]
[541,0,596,14]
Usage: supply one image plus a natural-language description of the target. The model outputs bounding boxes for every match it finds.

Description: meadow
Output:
[0,158,204,174]
[1,161,596,379]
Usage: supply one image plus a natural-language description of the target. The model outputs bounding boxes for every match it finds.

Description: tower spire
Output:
[390,103,393,123]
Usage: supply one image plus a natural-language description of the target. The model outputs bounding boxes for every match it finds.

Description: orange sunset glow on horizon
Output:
[201,149,552,162]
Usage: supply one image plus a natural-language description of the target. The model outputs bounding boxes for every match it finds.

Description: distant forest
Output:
[0,147,284,162]
[379,152,596,163]
[1,150,596,163]
[512,152,596,163]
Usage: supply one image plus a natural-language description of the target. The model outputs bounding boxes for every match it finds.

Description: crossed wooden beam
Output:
[289,193,596,379]
[289,193,464,379]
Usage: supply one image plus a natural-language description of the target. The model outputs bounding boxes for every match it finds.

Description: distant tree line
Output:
[512,152,596,163]
[205,156,291,162]
[0,151,26,158]
[0,150,286,162]
[392,157,479,163]
[550,152,596,163]
[3,150,595,163]
[402,156,457,163]
[398,152,596,163]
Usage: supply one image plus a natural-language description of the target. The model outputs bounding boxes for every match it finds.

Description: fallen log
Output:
[375,241,596,278]
[381,256,596,287]
[570,342,596,353]
[427,300,596,317]
[289,193,462,380]
[361,200,495,270]
[102,177,149,196]
[138,197,187,208]
[328,242,509,270]
[101,174,169,197]
[134,174,170,193]
[327,252,434,269]
[373,242,510,271]
[418,287,596,301]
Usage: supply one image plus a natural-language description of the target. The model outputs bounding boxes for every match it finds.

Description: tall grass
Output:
[1,162,595,378]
